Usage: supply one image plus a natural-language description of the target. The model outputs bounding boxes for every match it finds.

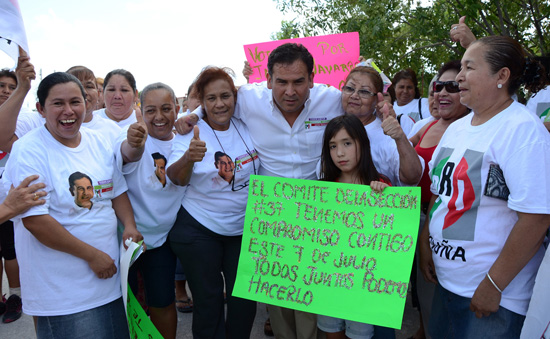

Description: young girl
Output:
[318,113,390,339]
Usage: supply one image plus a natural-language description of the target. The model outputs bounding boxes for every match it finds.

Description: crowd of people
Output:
[0,17,549,339]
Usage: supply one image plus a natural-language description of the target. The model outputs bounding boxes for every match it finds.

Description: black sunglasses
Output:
[433,81,460,93]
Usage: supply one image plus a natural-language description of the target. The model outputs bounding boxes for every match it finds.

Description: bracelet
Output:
[486,272,503,293]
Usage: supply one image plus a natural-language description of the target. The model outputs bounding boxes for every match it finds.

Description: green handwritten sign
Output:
[127,283,163,339]
[233,175,420,329]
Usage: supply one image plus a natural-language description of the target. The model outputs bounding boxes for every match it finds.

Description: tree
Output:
[273,0,550,95]
[271,20,302,40]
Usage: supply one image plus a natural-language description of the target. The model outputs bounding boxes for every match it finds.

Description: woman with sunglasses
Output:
[407,60,469,339]
[166,66,259,338]
[412,60,469,215]
[419,36,550,337]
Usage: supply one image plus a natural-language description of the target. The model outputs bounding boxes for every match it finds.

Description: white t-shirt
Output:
[14,108,45,139]
[364,118,401,185]
[168,118,260,236]
[394,98,430,123]
[408,116,436,139]
[526,86,550,119]
[85,114,122,146]
[94,108,137,129]
[115,132,186,249]
[3,126,127,316]
[428,101,550,315]
[234,82,343,180]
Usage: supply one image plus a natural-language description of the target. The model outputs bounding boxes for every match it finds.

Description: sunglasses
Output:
[433,81,460,93]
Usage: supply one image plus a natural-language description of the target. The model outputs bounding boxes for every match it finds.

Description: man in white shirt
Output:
[234,43,344,339]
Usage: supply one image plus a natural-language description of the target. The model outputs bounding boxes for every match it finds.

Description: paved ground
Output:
[0,274,419,338]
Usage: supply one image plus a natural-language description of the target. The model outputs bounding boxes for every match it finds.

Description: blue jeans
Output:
[429,284,525,338]
[37,297,129,339]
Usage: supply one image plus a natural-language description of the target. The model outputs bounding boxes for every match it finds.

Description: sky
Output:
[0,0,296,109]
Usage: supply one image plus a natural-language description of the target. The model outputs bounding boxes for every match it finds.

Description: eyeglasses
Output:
[342,85,376,99]
[231,150,257,192]
[433,81,460,93]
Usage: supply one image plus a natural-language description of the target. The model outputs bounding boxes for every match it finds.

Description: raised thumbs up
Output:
[127,107,147,149]
[450,16,476,49]
[188,125,206,162]
[376,92,395,121]
[193,125,200,140]
[378,93,405,140]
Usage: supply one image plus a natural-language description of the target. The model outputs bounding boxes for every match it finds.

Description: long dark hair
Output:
[320,114,382,184]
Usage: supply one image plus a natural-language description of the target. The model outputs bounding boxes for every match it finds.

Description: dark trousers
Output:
[170,207,256,339]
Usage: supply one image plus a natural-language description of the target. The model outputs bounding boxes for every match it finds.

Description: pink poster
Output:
[244,32,360,89]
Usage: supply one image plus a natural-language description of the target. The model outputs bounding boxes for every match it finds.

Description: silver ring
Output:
[452,26,458,30]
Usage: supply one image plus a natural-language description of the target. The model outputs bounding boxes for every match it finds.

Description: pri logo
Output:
[431,148,483,241]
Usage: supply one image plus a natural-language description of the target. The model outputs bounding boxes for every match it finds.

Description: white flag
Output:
[0,0,29,69]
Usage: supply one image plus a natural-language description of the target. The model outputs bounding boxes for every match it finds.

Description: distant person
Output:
[95,69,139,128]
[392,68,428,134]
[96,77,105,109]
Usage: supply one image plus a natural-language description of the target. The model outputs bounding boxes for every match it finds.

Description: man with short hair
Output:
[214,151,235,183]
[68,172,94,210]
[152,152,168,187]
[233,42,344,339]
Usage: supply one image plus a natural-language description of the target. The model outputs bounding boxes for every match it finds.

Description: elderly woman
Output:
[167,67,259,338]
[339,66,422,186]
[419,36,550,338]
[95,69,139,128]
[3,72,142,338]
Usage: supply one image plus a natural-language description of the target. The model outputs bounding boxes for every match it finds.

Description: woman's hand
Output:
[243,61,253,83]
[4,175,46,217]
[370,180,389,193]
[450,16,476,49]
[87,249,117,279]
[122,225,144,250]
[15,47,36,92]
[127,109,147,149]
[175,114,198,135]
[378,93,406,140]
[470,276,501,318]
[187,125,207,162]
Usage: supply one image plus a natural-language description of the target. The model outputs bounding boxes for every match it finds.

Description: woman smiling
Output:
[4,72,142,338]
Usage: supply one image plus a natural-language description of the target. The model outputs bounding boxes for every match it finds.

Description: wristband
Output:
[486,272,503,293]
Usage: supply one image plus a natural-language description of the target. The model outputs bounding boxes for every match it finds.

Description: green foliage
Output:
[271,20,302,40]
[272,0,550,96]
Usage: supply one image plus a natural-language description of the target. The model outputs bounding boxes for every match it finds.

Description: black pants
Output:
[170,207,256,339]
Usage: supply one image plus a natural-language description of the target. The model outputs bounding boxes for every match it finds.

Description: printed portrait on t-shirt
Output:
[68,171,94,210]
[151,152,167,187]
[214,151,235,183]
